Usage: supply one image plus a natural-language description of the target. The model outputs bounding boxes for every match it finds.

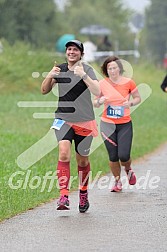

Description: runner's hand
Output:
[123,100,130,107]
[98,96,108,105]
[47,66,61,78]
[74,61,85,78]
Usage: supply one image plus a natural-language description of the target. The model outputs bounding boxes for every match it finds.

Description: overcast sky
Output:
[55,0,151,13]
[123,0,150,12]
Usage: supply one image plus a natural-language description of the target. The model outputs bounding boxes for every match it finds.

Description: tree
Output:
[0,0,58,47]
[144,0,167,63]
[60,0,133,50]
[0,0,136,52]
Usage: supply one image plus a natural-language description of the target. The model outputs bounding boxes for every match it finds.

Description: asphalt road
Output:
[0,143,167,252]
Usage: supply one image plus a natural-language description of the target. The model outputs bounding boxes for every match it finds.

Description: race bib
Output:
[107,106,124,118]
[50,119,65,130]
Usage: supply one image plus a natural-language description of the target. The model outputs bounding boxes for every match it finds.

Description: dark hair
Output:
[101,56,124,77]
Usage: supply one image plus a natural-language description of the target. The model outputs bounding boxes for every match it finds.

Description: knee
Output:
[109,153,118,162]
[59,150,70,162]
[78,160,89,167]
[77,156,89,167]
[119,154,130,163]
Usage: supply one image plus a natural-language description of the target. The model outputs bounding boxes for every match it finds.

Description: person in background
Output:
[98,35,112,51]
[160,74,167,92]
[94,56,141,192]
[41,40,100,212]
[83,40,97,62]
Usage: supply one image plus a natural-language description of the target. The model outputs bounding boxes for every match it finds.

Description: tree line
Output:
[0,0,166,64]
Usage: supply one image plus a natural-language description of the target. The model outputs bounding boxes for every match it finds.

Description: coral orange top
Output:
[99,77,138,124]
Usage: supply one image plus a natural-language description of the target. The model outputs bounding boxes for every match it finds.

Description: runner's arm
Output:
[160,75,167,92]
[82,76,100,96]
[74,62,100,96]
[41,66,60,94]
[129,89,141,107]
[93,96,106,108]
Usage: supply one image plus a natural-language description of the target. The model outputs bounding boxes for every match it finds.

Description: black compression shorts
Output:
[100,121,133,162]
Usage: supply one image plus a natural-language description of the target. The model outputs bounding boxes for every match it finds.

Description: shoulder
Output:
[129,78,137,89]
[122,77,136,87]
[99,78,110,91]
[82,62,98,80]
[99,79,105,85]
[82,62,93,72]
[99,78,110,85]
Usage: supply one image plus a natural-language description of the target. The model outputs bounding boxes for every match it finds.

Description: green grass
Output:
[0,40,167,221]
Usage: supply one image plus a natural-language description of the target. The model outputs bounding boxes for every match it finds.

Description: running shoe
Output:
[57,195,70,210]
[125,168,136,185]
[79,192,89,213]
[111,179,122,192]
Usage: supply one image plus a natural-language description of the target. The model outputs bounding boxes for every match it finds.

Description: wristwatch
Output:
[82,73,88,80]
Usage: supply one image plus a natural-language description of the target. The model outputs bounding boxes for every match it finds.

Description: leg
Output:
[117,121,133,167]
[57,140,71,196]
[56,140,71,210]
[75,134,93,191]
[109,161,121,181]
[55,124,74,210]
[121,159,131,171]
[75,134,93,213]
[109,160,122,192]
[100,121,121,179]
[76,153,90,191]
[100,121,122,192]
[117,122,136,185]
[76,153,90,213]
